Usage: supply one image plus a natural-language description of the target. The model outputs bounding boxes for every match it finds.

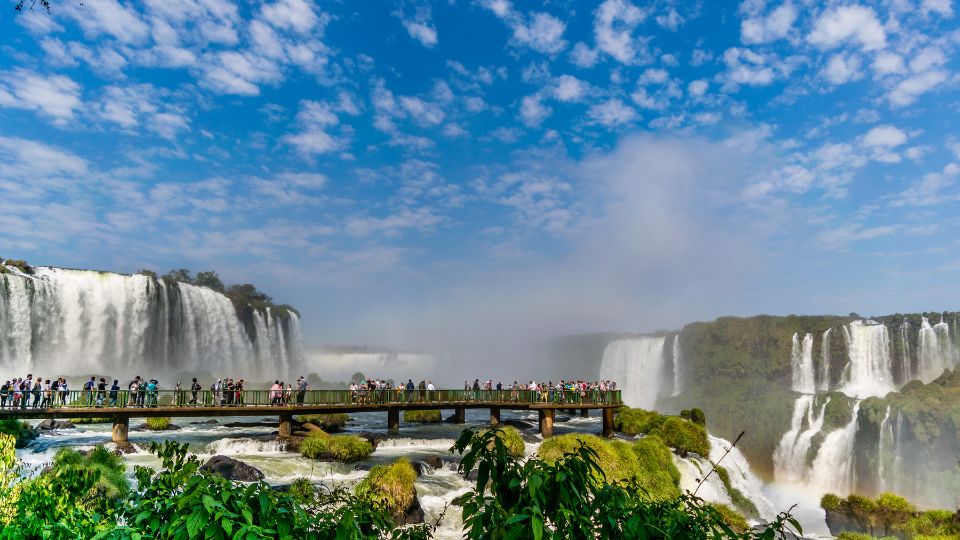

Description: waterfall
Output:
[899,321,913,384]
[818,328,832,392]
[0,266,303,380]
[599,337,667,409]
[671,334,682,396]
[877,406,892,492]
[840,321,895,398]
[709,435,777,520]
[918,316,956,383]
[891,409,903,494]
[809,402,860,495]
[773,395,829,485]
[791,333,815,393]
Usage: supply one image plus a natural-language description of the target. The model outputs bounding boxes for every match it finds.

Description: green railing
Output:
[0,388,621,410]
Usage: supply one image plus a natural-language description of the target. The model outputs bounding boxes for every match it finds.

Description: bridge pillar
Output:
[453,407,465,424]
[602,408,614,438]
[538,409,555,438]
[278,413,292,438]
[112,417,128,444]
[489,407,500,426]
[388,409,400,433]
[580,408,589,418]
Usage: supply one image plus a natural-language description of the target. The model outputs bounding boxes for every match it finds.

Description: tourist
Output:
[189,378,200,405]
[0,380,8,409]
[270,380,282,406]
[405,379,415,403]
[83,376,96,406]
[146,379,158,407]
[296,376,307,406]
[95,378,107,407]
[426,380,435,401]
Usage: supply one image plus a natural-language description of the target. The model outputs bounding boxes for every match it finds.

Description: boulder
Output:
[37,419,75,430]
[400,493,425,525]
[424,455,443,469]
[190,419,218,425]
[356,431,385,450]
[113,442,139,454]
[199,455,265,482]
[554,415,571,423]
[411,462,424,476]
[502,419,535,430]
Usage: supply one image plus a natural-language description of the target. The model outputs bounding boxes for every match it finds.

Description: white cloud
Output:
[823,53,863,85]
[721,48,776,88]
[587,98,637,126]
[818,224,896,248]
[888,70,949,107]
[638,68,669,84]
[63,0,150,45]
[741,2,796,44]
[687,79,709,97]
[260,0,320,34]
[283,100,346,155]
[554,75,586,101]
[569,42,599,67]
[871,52,906,75]
[397,5,438,48]
[399,96,445,126]
[921,0,953,16]
[512,12,567,55]
[862,125,908,147]
[520,94,552,127]
[0,69,82,125]
[890,162,960,206]
[807,5,886,51]
[594,0,649,64]
[909,47,947,73]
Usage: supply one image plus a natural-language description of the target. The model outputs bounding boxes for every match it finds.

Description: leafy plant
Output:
[403,410,442,423]
[299,431,373,462]
[144,417,172,430]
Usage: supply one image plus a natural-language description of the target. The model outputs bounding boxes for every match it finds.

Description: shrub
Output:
[0,419,37,448]
[403,409,442,423]
[631,435,681,501]
[299,431,373,462]
[481,426,525,458]
[615,407,666,435]
[288,477,315,504]
[144,417,171,430]
[298,413,349,431]
[539,434,639,483]
[52,446,129,499]
[821,493,842,512]
[836,534,876,540]
[689,408,707,426]
[354,458,417,522]
[709,503,749,533]
[4,259,33,274]
[714,465,759,519]
[656,417,711,457]
[73,417,111,424]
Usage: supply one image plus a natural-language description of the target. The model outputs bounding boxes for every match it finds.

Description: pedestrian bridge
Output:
[0,389,622,442]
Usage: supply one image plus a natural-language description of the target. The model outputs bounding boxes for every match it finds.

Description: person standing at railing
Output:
[128,378,139,408]
[95,378,107,407]
[0,381,8,409]
[147,379,158,407]
[109,380,119,407]
[60,378,69,406]
[270,381,282,406]
[426,380,435,401]
[189,378,200,405]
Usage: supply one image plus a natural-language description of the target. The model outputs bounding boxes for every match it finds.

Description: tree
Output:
[162,268,193,284]
[194,271,225,292]
[225,283,273,307]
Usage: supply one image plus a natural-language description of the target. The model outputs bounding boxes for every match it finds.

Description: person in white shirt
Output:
[426,380,435,401]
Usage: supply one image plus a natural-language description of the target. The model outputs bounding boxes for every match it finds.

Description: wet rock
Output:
[113,442,139,454]
[411,462,424,476]
[554,415,571,423]
[37,419,75,430]
[424,455,443,469]
[199,455,265,482]
[356,431,385,450]
[190,419,218,425]
[502,419,534,430]
[401,493,425,525]
[222,421,277,428]
[519,432,542,444]
[132,423,182,431]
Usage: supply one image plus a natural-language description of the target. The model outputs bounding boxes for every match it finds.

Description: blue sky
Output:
[1,0,959,348]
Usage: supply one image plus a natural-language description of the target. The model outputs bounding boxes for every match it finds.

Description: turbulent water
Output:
[599,337,668,409]
[0,266,303,379]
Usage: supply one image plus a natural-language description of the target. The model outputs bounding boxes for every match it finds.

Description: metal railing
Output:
[0,388,622,410]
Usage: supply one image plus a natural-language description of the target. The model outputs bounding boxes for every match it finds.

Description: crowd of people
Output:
[2,374,616,409]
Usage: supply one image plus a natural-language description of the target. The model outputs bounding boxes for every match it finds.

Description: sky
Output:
[0,0,959,350]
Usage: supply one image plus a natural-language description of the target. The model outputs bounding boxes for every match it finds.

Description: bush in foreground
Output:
[298,413,349,431]
[299,430,374,462]
[144,417,171,430]
[403,410,442,423]
[0,419,38,448]
[355,458,419,525]
[480,426,525,458]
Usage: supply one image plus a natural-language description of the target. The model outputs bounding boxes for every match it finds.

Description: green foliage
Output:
[836,533,880,540]
[481,426,525,458]
[299,431,374,462]
[614,407,710,457]
[298,413,349,431]
[822,492,960,539]
[539,433,639,483]
[453,428,801,540]
[403,409,443,423]
[714,465,760,519]
[3,259,33,274]
[822,493,843,511]
[709,503,750,533]
[144,416,172,430]
[73,417,112,424]
[195,271,225,292]
[0,419,38,448]
[287,477,315,504]
[615,407,666,435]
[162,268,193,283]
[52,446,129,499]
[631,435,681,501]
[137,269,158,279]
[690,408,707,426]
[355,458,418,522]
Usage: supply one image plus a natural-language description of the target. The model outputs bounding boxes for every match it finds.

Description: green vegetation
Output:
[355,458,418,524]
[158,268,300,320]
[480,426,525,458]
[709,503,750,533]
[614,407,711,457]
[144,417,172,430]
[299,430,374,462]
[632,435,682,501]
[403,410,442,423]
[51,446,129,499]
[72,417,111,424]
[539,434,639,483]
[714,465,760,519]
[680,408,707,426]
[2,258,34,274]
[821,492,960,539]
[0,419,38,448]
[287,477,315,504]
[298,413,349,431]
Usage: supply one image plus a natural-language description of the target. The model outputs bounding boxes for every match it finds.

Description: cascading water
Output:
[840,321,895,398]
[0,266,303,379]
[671,334,682,396]
[808,402,860,494]
[918,316,956,383]
[877,406,892,492]
[898,321,913,384]
[709,435,777,520]
[818,328,832,392]
[599,337,666,409]
[791,333,815,393]
[773,395,829,485]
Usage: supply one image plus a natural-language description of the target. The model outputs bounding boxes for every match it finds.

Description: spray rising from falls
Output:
[791,333,815,394]
[840,321,895,399]
[0,267,303,379]
[599,337,667,409]
[918,316,957,383]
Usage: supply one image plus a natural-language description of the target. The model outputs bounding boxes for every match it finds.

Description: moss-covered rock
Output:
[51,446,129,499]
[3,259,33,274]
[403,410,442,423]
[144,417,172,431]
[481,426,525,458]
[538,433,639,483]
[631,435,681,501]
[709,503,750,533]
[297,413,349,431]
[714,465,759,519]
[355,458,423,525]
[299,430,373,462]
[0,419,38,448]
[821,492,960,539]
[614,407,710,457]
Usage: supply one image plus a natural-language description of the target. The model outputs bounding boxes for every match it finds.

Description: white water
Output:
[599,337,667,409]
[774,395,829,485]
[708,435,777,520]
[898,321,912,384]
[0,266,302,379]
[808,402,860,495]
[675,454,732,505]
[839,321,895,398]
[791,333,815,393]
[671,334,682,396]
[918,316,956,383]
[877,406,892,492]
[818,328,832,392]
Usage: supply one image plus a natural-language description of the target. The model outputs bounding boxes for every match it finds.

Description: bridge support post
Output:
[454,407,465,424]
[278,413,292,438]
[388,409,400,433]
[580,409,589,418]
[602,408,614,438]
[489,407,500,426]
[112,417,128,444]
[538,409,555,438]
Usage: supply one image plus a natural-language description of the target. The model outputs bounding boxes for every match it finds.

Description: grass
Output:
[288,477,315,504]
[52,446,129,499]
[714,465,760,519]
[614,407,711,457]
[538,434,639,483]
[402,410,442,423]
[481,426,525,458]
[144,417,171,430]
[709,503,749,533]
[297,413,349,431]
[632,435,681,501]
[299,430,374,463]
[355,457,417,520]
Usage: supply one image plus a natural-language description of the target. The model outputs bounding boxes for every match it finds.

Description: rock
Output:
[222,421,277,428]
[113,442,139,454]
[502,419,535,430]
[190,419,218,425]
[399,492,425,525]
[37,419,75,430]
[132,423,182,431]
[443,414,460,424]
[411,462,424,476]
[519,432,542,444]
[424,455,443,469]
[199,455,265,482]
[554,415,571,423]
[356,431,385,450]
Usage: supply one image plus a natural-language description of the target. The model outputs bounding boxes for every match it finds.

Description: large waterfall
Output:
[0,266,303,379]
[840,321,895,398]
[599,337,667,409]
